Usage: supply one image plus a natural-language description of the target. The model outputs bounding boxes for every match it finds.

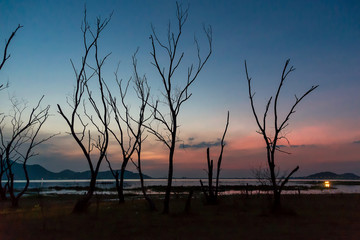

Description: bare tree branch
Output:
[147,3,212,213]
[105,50,151,203]
[57,9,111,213]
[201,111,229,204]
[0,96,53,207]
[245,59,318,210]
[0,24,23,90]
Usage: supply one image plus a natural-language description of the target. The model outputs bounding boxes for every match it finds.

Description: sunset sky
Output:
[1,0,359,178]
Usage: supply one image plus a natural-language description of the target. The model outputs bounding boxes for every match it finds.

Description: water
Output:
[10,178,360,195]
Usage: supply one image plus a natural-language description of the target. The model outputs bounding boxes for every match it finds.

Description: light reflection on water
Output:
[12,178,360,195]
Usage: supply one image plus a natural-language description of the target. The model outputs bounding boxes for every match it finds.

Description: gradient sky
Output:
[1,0,359,177]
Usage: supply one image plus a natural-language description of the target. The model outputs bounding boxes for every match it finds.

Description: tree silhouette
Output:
[147,2,212,214]
[0,25,23,199]
[245,59,318,210]
[0,24,53,206]
[0,97,53,207]
[57,10,111,213]
[1,24,22,91]
[200,111,229,204]
[131,133,157,211]
[105,51,151,204]
[0,143,6,200]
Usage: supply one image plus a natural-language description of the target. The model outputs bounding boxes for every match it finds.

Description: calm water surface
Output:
[12,178,360,195]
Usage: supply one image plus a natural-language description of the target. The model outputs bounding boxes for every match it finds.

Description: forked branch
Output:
[1,24,23,90]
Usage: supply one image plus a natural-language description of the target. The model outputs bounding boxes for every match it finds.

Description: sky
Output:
[0,0,359,178]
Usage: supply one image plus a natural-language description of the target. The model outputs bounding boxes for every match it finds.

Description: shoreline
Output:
[15,180,360,197]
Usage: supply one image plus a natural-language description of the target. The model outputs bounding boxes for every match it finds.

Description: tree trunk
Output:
[268,154,281,210]
[0,183,7,201]
[0,190,6,201]
[73,192,93,213]
[184,190,193,213]
[115,175,123,204]
[9,179,20,208]
[272,190,281,212]
[10,178,30,208]
[138,162,156,211]
[0,170,7,200]
[10,162,31,207]
[163,143,175,214]
[73,175,96,213]
[118,160,128,203]
[7,172,17,207]
[206,148,215,202]
[11,197,19,208]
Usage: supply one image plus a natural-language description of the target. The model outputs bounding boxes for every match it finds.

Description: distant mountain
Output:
[2,162,152,180]
[305,171,360,180]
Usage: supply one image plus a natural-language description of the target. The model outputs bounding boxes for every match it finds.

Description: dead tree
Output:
[251,164,276,187]
[0,117,8,200]
[132,145,157,211]
[0,97,52,207]
[130,66,156,210]
[1,24,23,90]
[148,2,212,214]
[57,10,111,213]
[200,111,229,204]
[105,52,151,204]
[245,59,318,210]
[0,25,23,201]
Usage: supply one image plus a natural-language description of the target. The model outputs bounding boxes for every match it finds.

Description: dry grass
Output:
[1,194,360,240]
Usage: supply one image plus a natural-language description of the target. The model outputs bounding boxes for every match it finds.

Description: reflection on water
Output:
[12,178,360,196]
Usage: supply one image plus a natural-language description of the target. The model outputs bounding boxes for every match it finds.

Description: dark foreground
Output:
[1,194,360,240]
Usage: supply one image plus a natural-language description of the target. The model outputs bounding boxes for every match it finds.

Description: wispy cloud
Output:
[353,140,360,144]
[277,144,317,148]
[290,144,317,148]
[180,139,225,149]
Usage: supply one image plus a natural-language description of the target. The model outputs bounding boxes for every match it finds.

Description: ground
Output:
[1,194,360,239]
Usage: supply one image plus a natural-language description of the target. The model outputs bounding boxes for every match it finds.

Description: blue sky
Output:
[1,0,359,177]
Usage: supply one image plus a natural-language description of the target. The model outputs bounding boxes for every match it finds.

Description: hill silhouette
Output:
[305,171,360,180]
[2,162,151,180]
